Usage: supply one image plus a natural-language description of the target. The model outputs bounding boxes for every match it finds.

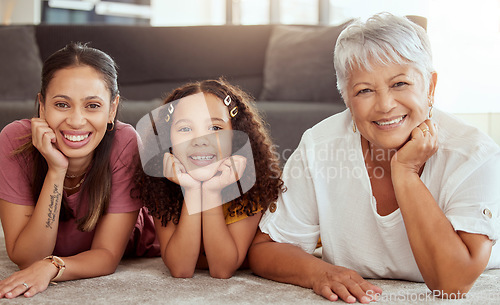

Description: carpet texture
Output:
[1,225,500,304]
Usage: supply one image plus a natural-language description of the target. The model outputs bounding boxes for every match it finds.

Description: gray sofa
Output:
[0,18,424,163]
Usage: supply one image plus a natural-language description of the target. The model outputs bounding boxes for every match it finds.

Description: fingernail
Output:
[347,296,356,303]
[361,296,370,303]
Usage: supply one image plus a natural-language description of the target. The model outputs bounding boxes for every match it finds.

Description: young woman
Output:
[136,79,283,278]
[0,42,158,299]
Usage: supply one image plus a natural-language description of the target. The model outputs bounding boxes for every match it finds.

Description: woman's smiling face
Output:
[40,65,117,162]
[347,62,435,151]
[170,92,233,181]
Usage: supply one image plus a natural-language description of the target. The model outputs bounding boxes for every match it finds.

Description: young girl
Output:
[136,79,283,278]
[0,42,158,299]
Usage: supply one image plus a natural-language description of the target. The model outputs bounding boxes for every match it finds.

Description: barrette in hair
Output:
[230,106,238,118]
[224,95,238,117]
[164,103,175,123]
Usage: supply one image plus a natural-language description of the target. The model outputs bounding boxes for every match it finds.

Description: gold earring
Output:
[428,99,434,118]
[352,121,357,133]
[107,121,115,131]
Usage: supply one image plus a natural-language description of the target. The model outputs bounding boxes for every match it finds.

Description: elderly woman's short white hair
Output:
[334,12,434,104]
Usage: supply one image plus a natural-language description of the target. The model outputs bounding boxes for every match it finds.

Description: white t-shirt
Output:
[260,109,500,282]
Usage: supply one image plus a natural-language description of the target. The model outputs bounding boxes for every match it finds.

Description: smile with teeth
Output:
[190,155,215,161]
[374,115,406,126]
[63,133,90,142]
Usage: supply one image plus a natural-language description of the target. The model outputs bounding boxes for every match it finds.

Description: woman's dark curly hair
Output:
[136,78,284,226]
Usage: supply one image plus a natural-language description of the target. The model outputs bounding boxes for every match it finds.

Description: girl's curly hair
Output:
[135,78,284,226]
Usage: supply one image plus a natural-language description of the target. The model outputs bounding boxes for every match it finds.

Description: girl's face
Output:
[170,92,233,181]
[347,62,435,151]
[40,65,118,162]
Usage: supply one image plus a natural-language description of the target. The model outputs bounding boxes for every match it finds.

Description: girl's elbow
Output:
[166,260,196,278]
[209,268,235,279]
[208,256,240,278]
[169,267,195,278]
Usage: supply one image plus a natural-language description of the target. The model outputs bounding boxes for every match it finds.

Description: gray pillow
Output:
[0,26,42,101]
[260,22,350,104]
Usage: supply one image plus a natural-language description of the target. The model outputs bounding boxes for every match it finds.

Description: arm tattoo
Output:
[46,184,61,229]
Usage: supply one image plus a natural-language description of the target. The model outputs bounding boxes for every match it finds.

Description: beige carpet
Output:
[1,224,499,304]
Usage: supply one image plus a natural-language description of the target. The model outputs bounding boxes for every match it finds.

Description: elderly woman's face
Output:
[347,62,430,150]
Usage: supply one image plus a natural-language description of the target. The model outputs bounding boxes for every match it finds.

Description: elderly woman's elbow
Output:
[428,277,474,299]
[429,258,487,298]
[430,286,471,299]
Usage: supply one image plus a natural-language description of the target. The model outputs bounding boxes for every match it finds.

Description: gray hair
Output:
[334,12,434,104]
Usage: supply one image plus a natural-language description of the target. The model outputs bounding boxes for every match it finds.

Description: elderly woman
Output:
[249,12,500,303]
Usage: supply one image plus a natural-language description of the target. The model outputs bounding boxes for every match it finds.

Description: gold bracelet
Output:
[44,255,66,281]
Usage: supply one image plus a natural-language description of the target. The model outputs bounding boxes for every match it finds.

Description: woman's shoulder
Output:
[110,121,140,164]
[434,109,500,158]
[0,119,31,138]
[300,109,353,148]
[0,119,32,147]
[113,121,139,147]
[114,120,137,135]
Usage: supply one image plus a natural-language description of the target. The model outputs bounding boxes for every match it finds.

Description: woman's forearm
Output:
[392,170,490,294]
[249,235,330,288]
[249,232,382,303]
[34,247,123,283]
[10,169,65,267]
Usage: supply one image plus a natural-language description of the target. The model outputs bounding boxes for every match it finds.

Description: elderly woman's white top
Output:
[260,108,500,282]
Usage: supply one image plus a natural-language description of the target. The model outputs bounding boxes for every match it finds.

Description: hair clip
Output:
[224,95,231,106]
[164,103,175,123]
[230,106,238,118]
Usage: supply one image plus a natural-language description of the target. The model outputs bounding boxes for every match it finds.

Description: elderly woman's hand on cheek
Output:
[391,119,438,175]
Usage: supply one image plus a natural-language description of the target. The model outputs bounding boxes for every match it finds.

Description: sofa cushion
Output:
[255,101,346,163]
[0,26,42,101]
[35,25,272,101]
[259,22,350,104]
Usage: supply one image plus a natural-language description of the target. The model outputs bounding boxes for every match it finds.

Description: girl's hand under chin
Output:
[31,117,68,173]
[202,155,247,194]
[163,152,201,191]
[391,119,438,175]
